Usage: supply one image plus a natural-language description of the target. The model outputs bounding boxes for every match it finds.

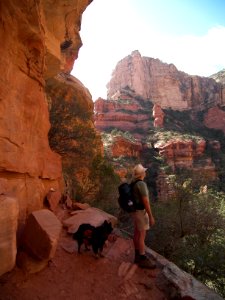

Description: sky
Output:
[71,0,225,100]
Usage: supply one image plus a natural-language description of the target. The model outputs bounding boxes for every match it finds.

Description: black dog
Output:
[73,223,95,253]
[73,220,113,257]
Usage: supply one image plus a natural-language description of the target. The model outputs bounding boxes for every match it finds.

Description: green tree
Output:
[90,155,121,214]
[149,173,225,297]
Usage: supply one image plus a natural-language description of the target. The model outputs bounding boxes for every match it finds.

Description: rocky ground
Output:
[0,208,167,300]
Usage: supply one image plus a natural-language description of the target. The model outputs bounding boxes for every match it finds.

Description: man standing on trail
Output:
[131,164,156,269]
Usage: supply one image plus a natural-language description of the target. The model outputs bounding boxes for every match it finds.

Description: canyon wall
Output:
[0,0,91,224]
[107,50,224,111]
[0,0,92,275]
[95,91,153,141]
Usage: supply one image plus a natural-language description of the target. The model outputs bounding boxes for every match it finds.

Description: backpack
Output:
[118,180,141,213]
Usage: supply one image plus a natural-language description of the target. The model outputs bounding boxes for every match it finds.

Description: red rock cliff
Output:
[94,90,153,140]
[107,50,224,111]
[0,1,91,227]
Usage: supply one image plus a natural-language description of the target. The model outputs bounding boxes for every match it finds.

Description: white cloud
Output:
[157,26,225,76]
[72,1,225,100]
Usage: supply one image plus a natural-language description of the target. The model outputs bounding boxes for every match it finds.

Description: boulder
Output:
[0,195,19,276]
[16,251,48,274]
[145,248,224,300]
[45,189,62,212]
[21,209,62,260]
[63,207,117,233]
[72,202,90,211]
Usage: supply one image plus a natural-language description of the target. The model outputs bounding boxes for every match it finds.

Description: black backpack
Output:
[118,180,141,213]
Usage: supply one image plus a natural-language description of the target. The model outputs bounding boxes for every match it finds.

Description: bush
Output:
[148,174,225,298]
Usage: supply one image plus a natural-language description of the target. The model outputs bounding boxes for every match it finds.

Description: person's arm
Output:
[142,196,155,226]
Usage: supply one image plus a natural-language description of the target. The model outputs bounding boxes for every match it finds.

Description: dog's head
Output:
[102,220,113,235]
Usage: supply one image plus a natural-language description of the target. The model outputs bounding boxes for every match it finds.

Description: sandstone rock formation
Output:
[21,209,62,260]
[0,0,92,275]
[94,89,153,139]
[0,195,19,276]
[111,136,142,158]
[0,0,92,222]
[45,189,62,212]
[150,247,224,300]
[210,69,225,85]
[203,106,225,134]
[153,138,218,202]
[154,139,216,178]
[153,104,165,128]
[107,50,223,111]
[63,207,117,233]
[17,209,62,273]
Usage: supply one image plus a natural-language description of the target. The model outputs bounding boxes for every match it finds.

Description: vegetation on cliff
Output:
[97,95,225,297]
[46,75,120,207]
[47,72,225,296]
[149,172,225,296]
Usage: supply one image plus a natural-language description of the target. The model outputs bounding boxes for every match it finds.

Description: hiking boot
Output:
[138,256,156,269]
[134,250,140,264]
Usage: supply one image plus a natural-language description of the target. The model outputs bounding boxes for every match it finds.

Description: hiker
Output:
[131,164,156,268]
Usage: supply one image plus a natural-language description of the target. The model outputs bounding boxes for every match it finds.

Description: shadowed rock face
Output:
[0,0,95,276]
[0,0,91,224]
[204,106,225,134]
[107,50,224,111]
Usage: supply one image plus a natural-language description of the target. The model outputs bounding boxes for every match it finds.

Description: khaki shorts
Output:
[131,210,149,231]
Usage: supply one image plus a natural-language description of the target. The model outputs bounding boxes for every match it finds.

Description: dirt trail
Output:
[0,229,168,300]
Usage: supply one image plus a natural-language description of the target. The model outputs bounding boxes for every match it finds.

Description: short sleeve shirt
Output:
[132,180,149,210]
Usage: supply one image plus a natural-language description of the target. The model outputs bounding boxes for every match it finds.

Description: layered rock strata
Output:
[0,0,91,223]
[0,0,92,275]
[94,92,153,139]
[107,50,224,111]
[154,138,218,201]
[154,139,217,177]
[110,136,142,158]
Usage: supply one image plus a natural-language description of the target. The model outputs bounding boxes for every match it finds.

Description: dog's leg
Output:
[77,241,82,254]
[99,251,104,258]
[99,245,105,257]
[92,244,100,259]
[84,239,91,251]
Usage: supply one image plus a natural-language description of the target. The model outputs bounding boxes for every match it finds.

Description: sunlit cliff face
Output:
[0,0,93,220]
[107,50,224,111]
[0,0,95,276]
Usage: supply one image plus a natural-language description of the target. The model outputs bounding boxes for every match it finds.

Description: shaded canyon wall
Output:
[0,0,92,275]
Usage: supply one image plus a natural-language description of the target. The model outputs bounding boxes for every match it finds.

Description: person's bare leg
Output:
[138,229,146,255]
[138,229,156,269]
[133,226,140,249]
[133,226,140,263]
